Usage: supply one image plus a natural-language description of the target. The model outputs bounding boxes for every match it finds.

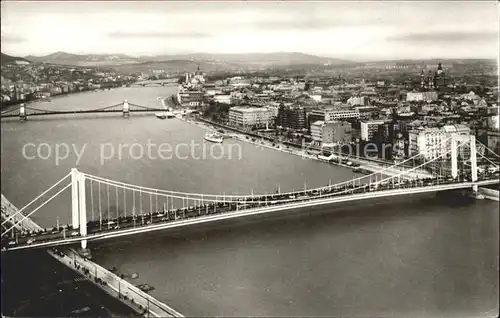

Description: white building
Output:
[309,94,322,102]
[324,109,360,122]
[360,120,386,141]
[205,89,223,96]
[347,96,366,106]
[408,124,471,160]
[406,91,438,102]
[213,94,231,104]
[310,120,325,145]
[228,106,275,127]
[322,121,352,145]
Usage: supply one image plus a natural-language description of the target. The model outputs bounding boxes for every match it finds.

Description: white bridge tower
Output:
[19,104,26,121]
[71,168,88,249]
[451,134,478,191]
[123,99,130,117]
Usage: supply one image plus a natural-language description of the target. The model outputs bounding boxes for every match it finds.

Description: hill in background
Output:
[22,51,358,71]
[1,52,31,65]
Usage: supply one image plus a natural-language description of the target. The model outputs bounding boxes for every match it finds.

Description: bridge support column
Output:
[71,168,80,229]
[470,136,478,193]
[451,136,458,178]
[78,173,88,249]
[470,135,477,183]
[19,104,26,121]
[123,100,130,117]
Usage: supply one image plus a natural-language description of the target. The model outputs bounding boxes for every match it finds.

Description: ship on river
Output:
[155,112,175,119]
[204,132,224,143]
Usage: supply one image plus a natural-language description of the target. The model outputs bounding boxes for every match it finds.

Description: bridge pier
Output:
[19,104,27,121]
[123,100,130,118]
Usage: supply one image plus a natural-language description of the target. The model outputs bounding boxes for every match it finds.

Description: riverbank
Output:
[1,249,140,317]
[0,87,126,113]
[181,116,431,180]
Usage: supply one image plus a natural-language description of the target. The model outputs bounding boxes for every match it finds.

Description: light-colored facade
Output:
[177,90,204,107]
[228,106,275,127]
[322,121,353,145]
[324,109,360,122]
[360,120,386,141]
[408,124,471,160]
[213,94,231,104]
[310,120,324,144]
[406,91,438,102]
[347,96,366,106]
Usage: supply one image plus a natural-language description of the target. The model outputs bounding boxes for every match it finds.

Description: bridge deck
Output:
[5,178,497,252]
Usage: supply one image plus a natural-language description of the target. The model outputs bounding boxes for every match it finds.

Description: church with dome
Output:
[182,64,205,88]
[420,62,447,91]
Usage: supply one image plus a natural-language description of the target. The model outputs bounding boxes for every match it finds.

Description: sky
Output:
[1,1,499,60]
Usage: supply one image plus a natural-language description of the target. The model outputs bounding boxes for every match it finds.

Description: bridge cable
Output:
[476,140,500,160]
[107,183,110,229]
[123,186,127,220]
[1,172,71,226]
[82,137,450,200]
[115,186,119,226]
[98,181,102,230]
[374,139,466,186]
[90,179,94,222]
[132,187,136,224]
[477,152,499,168]
[75,138,472,212]
[2,183,71,237]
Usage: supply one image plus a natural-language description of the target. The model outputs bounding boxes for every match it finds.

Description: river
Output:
[1,86,498,317]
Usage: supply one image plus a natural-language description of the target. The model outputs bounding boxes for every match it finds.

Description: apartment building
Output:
[408,124,471,160]
[228,106,275,127]
[322,121,353,145]
[310,120,325,145]
[276,105,306,130]
[360,120,386,141]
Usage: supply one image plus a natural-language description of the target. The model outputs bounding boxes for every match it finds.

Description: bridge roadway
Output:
[0,108,164,118]
[1,195,184,318]
[4,175,498,252]
[130,79,178,86]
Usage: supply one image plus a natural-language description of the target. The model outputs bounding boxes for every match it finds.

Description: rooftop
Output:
[230,106,270,113]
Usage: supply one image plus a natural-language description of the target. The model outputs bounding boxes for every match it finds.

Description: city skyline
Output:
[1,1,499,61]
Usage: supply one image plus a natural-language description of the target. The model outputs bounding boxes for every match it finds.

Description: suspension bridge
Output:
[1,135,498,252]
[0,100,165,120]
[129,79,178,87]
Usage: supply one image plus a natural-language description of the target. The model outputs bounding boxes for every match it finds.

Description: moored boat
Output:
[204,132,224,143]
[156,111,175,119]
[156,112,167,119]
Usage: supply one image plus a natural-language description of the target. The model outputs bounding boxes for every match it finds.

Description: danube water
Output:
[1,86,498,317]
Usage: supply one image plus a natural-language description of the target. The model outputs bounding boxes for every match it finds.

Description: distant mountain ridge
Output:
[363,58,497,65]
[25,51,139,66]
[1,52,31,65]
[7,51,495,72]
[23,51,357,68]
[138,52,354,65]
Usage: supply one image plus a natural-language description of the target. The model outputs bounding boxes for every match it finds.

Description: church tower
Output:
[434,62,446,88]
[427,70,434,89]
[436,62,443,75]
